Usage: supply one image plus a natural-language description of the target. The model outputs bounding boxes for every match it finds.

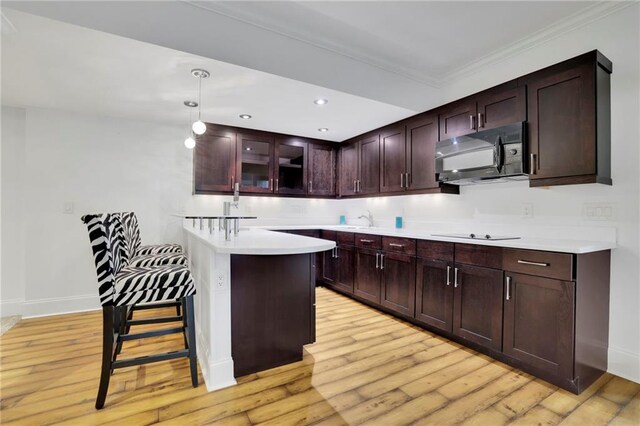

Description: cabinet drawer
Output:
[455,244,503,269]
[417,240,454,261]
[503,249,573,281]
[337,231,355,246]
[382,236,416,255]
[320,230,337,242]
[355,233,382,250]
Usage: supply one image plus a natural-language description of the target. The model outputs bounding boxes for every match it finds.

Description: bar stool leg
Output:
[184,295,198,387]
[96,305,115,409]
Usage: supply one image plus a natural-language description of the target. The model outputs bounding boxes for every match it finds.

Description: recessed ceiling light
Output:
[245,147,252,151]
[239,114,252,119]
[318,128,329,133]
[314,99,328,105]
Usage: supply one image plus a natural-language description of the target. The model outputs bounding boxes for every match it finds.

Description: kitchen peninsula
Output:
[183,224,335,391]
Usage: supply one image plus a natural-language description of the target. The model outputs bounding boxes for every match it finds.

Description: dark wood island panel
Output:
[230,253,315,377]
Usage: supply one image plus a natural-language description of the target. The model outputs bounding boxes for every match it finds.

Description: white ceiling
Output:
[0,9,414,142]
[1,1,619,141]
[198,1,597,85]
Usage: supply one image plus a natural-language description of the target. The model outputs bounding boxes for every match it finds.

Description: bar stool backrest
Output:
[81,213,128,306]
[118,212,142,259]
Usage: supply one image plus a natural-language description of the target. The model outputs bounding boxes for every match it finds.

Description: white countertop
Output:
[255,225,616,254]
[184,225,335,255]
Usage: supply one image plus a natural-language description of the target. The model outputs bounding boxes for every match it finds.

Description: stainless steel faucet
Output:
[358,210,374,227]
[223,182,241,216]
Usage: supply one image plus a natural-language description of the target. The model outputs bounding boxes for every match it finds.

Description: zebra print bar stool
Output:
[81,213,198,409]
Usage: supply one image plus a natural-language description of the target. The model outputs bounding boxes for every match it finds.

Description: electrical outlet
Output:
[522,203,533,218]
[63,202,74,214]
[216,274,226,290]
[582,203,616,221]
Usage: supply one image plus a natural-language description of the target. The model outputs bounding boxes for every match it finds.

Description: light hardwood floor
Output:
[1,287,638,425]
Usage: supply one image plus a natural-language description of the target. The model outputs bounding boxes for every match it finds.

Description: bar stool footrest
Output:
[112,350,189,369]
[119,326,184,341]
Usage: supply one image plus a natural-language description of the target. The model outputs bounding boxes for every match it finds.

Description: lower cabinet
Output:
[452,263,504,352]
[503,272,575,381]
[354,248,382,304]
[381,252,416,317]
[335,245,355,294]
[415,258,453,333]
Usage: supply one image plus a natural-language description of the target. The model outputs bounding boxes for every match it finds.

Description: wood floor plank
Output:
[610,391,640,425]
[558,395,621,425]
[1,287,636,426]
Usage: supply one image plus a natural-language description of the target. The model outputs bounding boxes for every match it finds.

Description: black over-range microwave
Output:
[435,122,528,185]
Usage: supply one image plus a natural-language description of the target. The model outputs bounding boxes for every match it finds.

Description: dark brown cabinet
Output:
[503,272,575,381]
[438,84,526,141]
[452,263,504,352]
[275,137,307,195]
[406,114,439,191]
[338,143,359,196]
[438,99,478,140]
[194,128,237,193]
[339,134,380,196]
[359,135,381,195]
[380,252,416,317]
[380,125,406,193]
[354,248,382,304]
[321,231,355,294]
[308,144,335,196]
[237,131,275,194]
[523,51,612,186]
[415,258,453,333]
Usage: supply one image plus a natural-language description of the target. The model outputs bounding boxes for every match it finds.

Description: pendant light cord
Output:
[198,76,202,121]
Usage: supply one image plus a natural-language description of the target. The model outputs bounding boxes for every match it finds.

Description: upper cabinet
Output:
[339,134,380,196]
[275,136,307,195]
[194,127,237,193]
[521,51,612,186]
[194,124,335,197]
[237,131,275,194]
[379,125,406,193]
[438,83,526,140]
[308,144,335,196]
[406,113,440,191]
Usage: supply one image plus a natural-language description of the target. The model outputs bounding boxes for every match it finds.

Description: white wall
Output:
[1,106,27,316]
[0,4,637,381]
[0,106,342,317]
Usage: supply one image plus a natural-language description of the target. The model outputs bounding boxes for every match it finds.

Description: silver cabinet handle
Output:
[275,179,279,192]
[530,153,536,175]
[517,260,549,267]
[469,115,475,130]
[405,173,410,188]
[506,276,511,300]
[357,180,361,193]
[360,239,375,245]
[388,243,405,248]
[478,112,484,129]
[446,266,451,286]
[380,254,384,270]
[454,267,459,288]
[270,178,274,191]
[400,173,404,188]
[375,252,379,269]
[309,180,313,193]
[334,247,339,259]
[353,180,357,193]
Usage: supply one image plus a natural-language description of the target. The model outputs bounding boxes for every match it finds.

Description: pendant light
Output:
[191,68,210,135]
[184,100,198,149]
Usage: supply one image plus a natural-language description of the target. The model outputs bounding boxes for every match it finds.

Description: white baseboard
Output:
[608,346,640,384]
[22,294,99,318]
[1,298,25,317]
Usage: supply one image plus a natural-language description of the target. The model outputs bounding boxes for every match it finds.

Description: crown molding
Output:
[439,1,636,84]
[182,0,442,88]
[183,1,634,92]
